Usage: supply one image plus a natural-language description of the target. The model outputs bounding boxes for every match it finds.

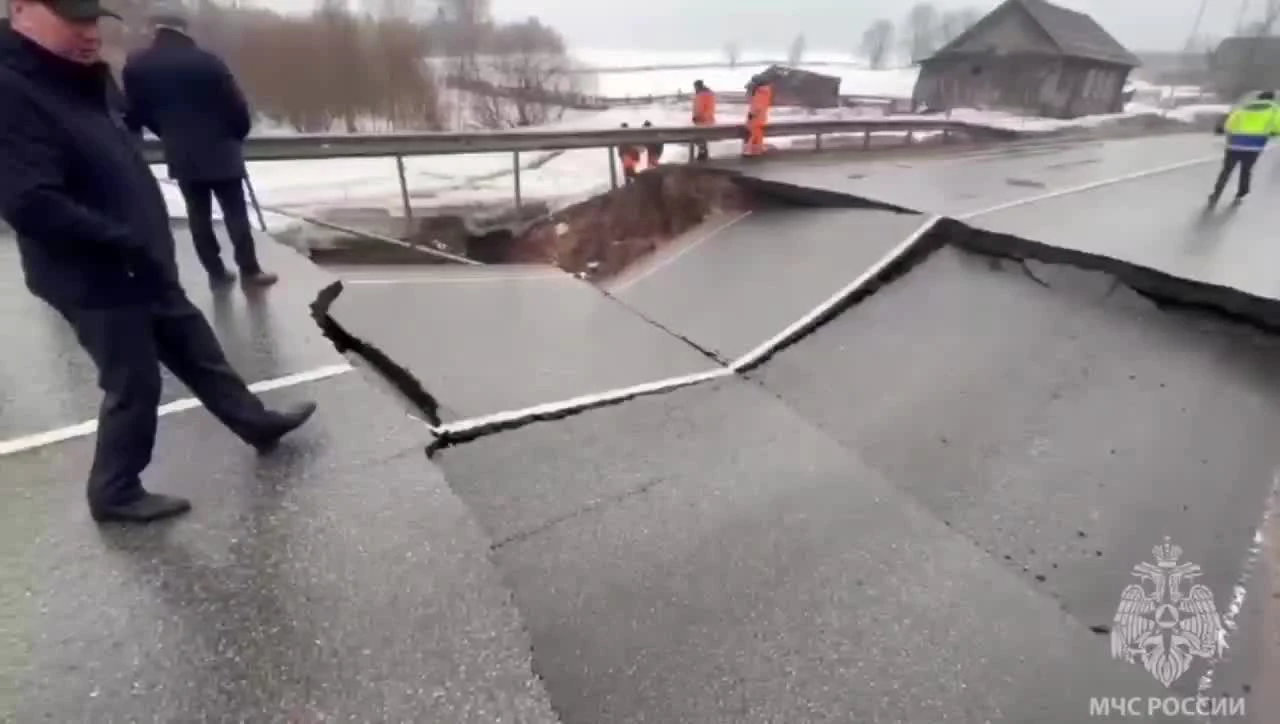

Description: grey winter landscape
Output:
[3,0,1280,722]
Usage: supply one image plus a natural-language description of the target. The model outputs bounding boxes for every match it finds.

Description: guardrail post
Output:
[512,150,523,209]
[906,130,916,145]
[607,147,618,189]
[814,133,822,152]
[863,130,871,150]
[394,154,413,235]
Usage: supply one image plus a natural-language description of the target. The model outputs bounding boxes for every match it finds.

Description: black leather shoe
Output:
[251,401,317,453]
[91,492,191,524]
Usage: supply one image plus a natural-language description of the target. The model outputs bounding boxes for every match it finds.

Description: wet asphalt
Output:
[5,132,1279,722]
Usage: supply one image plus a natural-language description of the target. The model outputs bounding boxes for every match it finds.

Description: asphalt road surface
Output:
[4,132,1278,722]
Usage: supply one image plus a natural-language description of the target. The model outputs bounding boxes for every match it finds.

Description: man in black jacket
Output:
[0,0,316,523]
[123,7,276,287]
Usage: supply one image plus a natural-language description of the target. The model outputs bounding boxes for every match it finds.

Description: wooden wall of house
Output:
[1060,61,1130,117]
[914,56,1062,116]
[914,56,1130,118]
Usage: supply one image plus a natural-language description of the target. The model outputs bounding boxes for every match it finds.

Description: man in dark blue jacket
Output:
[122,7,277,287]
[0,0,316,523]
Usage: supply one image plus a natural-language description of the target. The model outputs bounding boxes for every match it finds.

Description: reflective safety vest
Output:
[748,84,772,124]
[693,90,716,125]
[1224,100,1280,152]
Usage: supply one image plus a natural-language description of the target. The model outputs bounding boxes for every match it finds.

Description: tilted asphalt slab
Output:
[749,244,1280,708]
[609,207,932,361]
[0,228,339,440]
[327,266,719,421]
[736,133,1221,217]
[966,156,1280,300]
[0,229,558,722]
[435,377,1191,723]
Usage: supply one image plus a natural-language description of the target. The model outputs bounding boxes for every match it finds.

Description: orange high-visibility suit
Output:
[618,144,642,183]
[692,87,716,161]
[744,83,772,157]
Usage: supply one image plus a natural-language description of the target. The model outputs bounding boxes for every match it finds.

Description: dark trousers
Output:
[178,179,262,276]
[1211,149,1260,199]
[58,294,272,507]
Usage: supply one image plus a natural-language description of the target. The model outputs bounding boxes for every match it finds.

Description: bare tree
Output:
[787,33,806,65]
[902,2,939,62]
[725,41,740,68]
[860,19,895,69]
[938,7,982,45]
[467,19,578,128]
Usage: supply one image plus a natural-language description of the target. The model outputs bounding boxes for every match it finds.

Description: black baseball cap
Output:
[37,0,121,21]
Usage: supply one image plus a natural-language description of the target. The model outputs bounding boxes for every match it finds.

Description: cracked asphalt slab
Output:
[610,207,930,361]
[750,244,1280,703]
[0,229,340,440]
[327,267,720,421]
[436,377,1191,723]
[737,133,1220,217]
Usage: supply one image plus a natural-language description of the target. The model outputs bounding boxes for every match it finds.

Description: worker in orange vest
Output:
[617,122,642,183]
[744,77,773,157]
[691,79,716,161]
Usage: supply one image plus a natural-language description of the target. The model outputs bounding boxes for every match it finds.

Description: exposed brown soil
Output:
[493,167,753,282]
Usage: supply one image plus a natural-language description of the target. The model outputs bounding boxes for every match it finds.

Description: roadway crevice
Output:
[951,225,1280,333]
[309,280,444,427]
[594,284,730,366]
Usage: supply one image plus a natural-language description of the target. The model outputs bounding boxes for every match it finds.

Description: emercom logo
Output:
[1110,537,1227,687]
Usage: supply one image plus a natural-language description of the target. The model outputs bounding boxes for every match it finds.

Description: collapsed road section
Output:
[311,131,1279,722]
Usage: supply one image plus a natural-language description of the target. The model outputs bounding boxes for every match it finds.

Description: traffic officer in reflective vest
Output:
[1210,90,1280,205]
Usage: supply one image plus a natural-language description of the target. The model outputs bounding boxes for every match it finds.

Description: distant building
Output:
[754,65,840,108]
[1210,37,1280,102]
[912,0,1139,119]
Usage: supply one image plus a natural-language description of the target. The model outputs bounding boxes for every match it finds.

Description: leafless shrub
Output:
[860,19,895,69]
[103,0,442,133]
[457,19,580,128]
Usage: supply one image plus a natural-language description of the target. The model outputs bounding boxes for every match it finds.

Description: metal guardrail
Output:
[139,119,1014,163]
[140,118,1018,258]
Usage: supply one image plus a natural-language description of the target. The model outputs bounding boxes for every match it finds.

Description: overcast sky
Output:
[261,0,1256,53]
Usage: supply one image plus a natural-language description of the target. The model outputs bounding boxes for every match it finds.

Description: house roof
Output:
[927,0,1140,67]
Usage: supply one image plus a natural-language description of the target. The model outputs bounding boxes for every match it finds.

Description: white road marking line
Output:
[957,155,1218,220]
[1198,470,1280,693]
[611,211,753,293]
[343,273,568,286]
[0,363,353,457]
[730,215,943,372]
[434,368,734,437]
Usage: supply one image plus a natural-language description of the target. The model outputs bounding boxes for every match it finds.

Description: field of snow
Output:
[582,63,919,100]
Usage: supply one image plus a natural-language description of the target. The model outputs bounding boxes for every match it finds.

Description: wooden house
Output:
[912,0,1139,119]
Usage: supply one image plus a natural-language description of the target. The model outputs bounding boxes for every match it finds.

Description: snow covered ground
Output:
[581,63,919,100]
[158,49,1227,231]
